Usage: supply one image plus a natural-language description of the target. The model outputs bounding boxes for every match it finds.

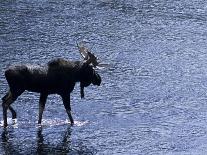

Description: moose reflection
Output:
[2,44,101,127]
[36,127,72,154]
[1,126,94,154]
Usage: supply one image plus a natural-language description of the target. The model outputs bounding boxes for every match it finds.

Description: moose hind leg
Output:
[2,91,15,127]
[2,92,9,102]
[8,106,17,119]
[61,94,74,125]
[2,101,8,127]
[2,90,23,127]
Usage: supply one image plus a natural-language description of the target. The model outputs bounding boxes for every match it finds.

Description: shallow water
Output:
[1,0,207,154]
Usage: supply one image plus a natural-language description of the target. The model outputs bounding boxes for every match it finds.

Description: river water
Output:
[1,0,207,154]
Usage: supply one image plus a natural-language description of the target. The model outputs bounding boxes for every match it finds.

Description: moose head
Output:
[77,42,101,98]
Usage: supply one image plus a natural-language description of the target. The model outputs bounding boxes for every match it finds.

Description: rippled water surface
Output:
[1,0,207,154]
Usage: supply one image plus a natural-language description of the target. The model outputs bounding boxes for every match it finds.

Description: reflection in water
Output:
[36,127,71,155]
[1,128,20,155]
[1,127,72,155]
[1,126,95,155]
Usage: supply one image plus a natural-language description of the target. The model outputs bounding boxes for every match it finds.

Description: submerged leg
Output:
[38,93,48,124]
[61,94,74,125]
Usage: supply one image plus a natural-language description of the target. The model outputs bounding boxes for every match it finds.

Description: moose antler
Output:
[77,42,99,67]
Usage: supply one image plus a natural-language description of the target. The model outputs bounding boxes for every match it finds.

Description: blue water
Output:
[1,0,207,154]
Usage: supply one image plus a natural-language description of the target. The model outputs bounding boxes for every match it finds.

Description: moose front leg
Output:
[38,93,48,124]
[61,94,74,125]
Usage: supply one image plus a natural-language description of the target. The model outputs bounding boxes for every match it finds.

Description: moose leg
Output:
[8,106,17,119]
[38,93,48,124]
[61,94,74,125]
[2,90,20,127]
[2,91,13,127]
[2,91,17,119]
[2,91,9,102]
[2,106,7,127]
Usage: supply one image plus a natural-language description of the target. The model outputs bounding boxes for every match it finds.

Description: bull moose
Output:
[1,44,101,127]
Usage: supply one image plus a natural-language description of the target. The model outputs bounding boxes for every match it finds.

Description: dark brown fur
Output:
[2,58,101,127]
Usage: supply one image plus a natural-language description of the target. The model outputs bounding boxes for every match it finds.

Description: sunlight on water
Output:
[74,120,89,126]
[0,118,89,128]
[40,119,70,127]
[42,119,88,126]
[40,119,89,127]
[0,118,18,128]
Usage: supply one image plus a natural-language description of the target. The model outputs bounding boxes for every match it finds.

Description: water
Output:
[1,0,207,154]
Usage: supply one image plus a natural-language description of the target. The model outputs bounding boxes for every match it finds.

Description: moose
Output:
[1,44,101,127]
